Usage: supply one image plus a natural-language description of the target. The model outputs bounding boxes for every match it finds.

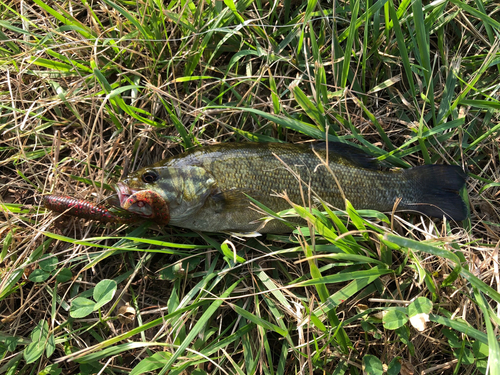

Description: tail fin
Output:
[402,165,468,221]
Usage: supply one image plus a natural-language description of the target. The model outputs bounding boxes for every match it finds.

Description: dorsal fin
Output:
[313,142,380,170]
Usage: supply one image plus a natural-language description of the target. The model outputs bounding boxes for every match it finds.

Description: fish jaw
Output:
[115,182,136,209]
[115,183,170,224]
[115,182,149,216]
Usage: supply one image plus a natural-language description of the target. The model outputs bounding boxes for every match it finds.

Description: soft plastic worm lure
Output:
[43,195,134,223]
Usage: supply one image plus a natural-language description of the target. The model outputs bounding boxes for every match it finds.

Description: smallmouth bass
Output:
[115,142,467,233]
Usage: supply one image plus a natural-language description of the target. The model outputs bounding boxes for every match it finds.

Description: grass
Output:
[1,0,500,374]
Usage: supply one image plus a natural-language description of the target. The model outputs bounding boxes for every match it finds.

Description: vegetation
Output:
[1,0,499,374]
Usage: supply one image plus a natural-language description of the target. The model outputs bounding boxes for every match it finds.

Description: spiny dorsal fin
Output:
[313,142,380,170]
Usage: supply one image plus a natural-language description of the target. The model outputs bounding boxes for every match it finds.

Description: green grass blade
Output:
[292,85,326,131]
[157,280,240,373]
[475,291,500,375]
[341,0,360,89]
[388,0,416,102]
[298,266,392,286]
[411,0,435,124]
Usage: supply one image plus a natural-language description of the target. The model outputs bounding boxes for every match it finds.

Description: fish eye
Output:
[141,170,159,184]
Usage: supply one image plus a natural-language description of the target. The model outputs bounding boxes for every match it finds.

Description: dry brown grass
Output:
[1,0,500,374]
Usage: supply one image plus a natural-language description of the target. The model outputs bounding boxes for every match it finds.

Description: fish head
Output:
[116,164,217,225]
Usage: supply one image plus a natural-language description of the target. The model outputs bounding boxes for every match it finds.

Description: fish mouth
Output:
[115,182,135,208]
[114,182,154,218]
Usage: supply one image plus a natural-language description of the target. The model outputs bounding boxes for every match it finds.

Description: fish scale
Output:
[203,145,404,212]
[116,142,467,233]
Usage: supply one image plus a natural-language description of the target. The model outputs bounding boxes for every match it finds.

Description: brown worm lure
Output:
[43,195,131,223]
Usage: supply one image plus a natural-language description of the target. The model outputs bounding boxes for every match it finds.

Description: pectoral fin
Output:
[209,188,262,213]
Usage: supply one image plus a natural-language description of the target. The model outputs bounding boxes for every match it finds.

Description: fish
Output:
[115,142,468,234]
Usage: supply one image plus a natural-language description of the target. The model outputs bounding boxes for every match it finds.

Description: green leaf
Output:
[0,239,53,299]
[39,364,62,375]
[412,0,435,122]
[29,269,51,283]
[70,297,96,318]
[46,334,55,358]
[292,85,326,131]
[345,200,368,240]
[220,240,245,264]
[131,352,172,375]
[101,0,153,41]
[476,359,488,374]
[269,71,281,114]
[453,346,475,365]
[56,268,73,283]
[473,340,489,359]
[459,99,500,111]
[382,309,408,330]
[396,325,414,355]
[24,320,49,363]
[362,354,384,375]
[31,0,93,38]
[387,356,402,375]
[231,304,288,337]
[157,280,241,371]
[313,274,382,318]
[387,233,500,304]
[310,313,327,333]
[68,301,212,363]
[384,234,462,264]
[288,202,356,254]
[227,50,260,71]
[257,271,293,311]
[475,292,500,375]
[436,58,460,123]
[159,96,193,148]
[159,258,201,280]
[4,336,20,351]
[300,267,392,286]
[407,297,433,317]
[449,0,500,30]
[341,0,360,88]
[208,106,339,141]
[352,97,395,151]
[1,228,15,262]
[39,256,58,272]
[442,328,461,348]
[93,279,117,310]
[388,0,417,103]
[430,315,488,344]
[441,264,461,288]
